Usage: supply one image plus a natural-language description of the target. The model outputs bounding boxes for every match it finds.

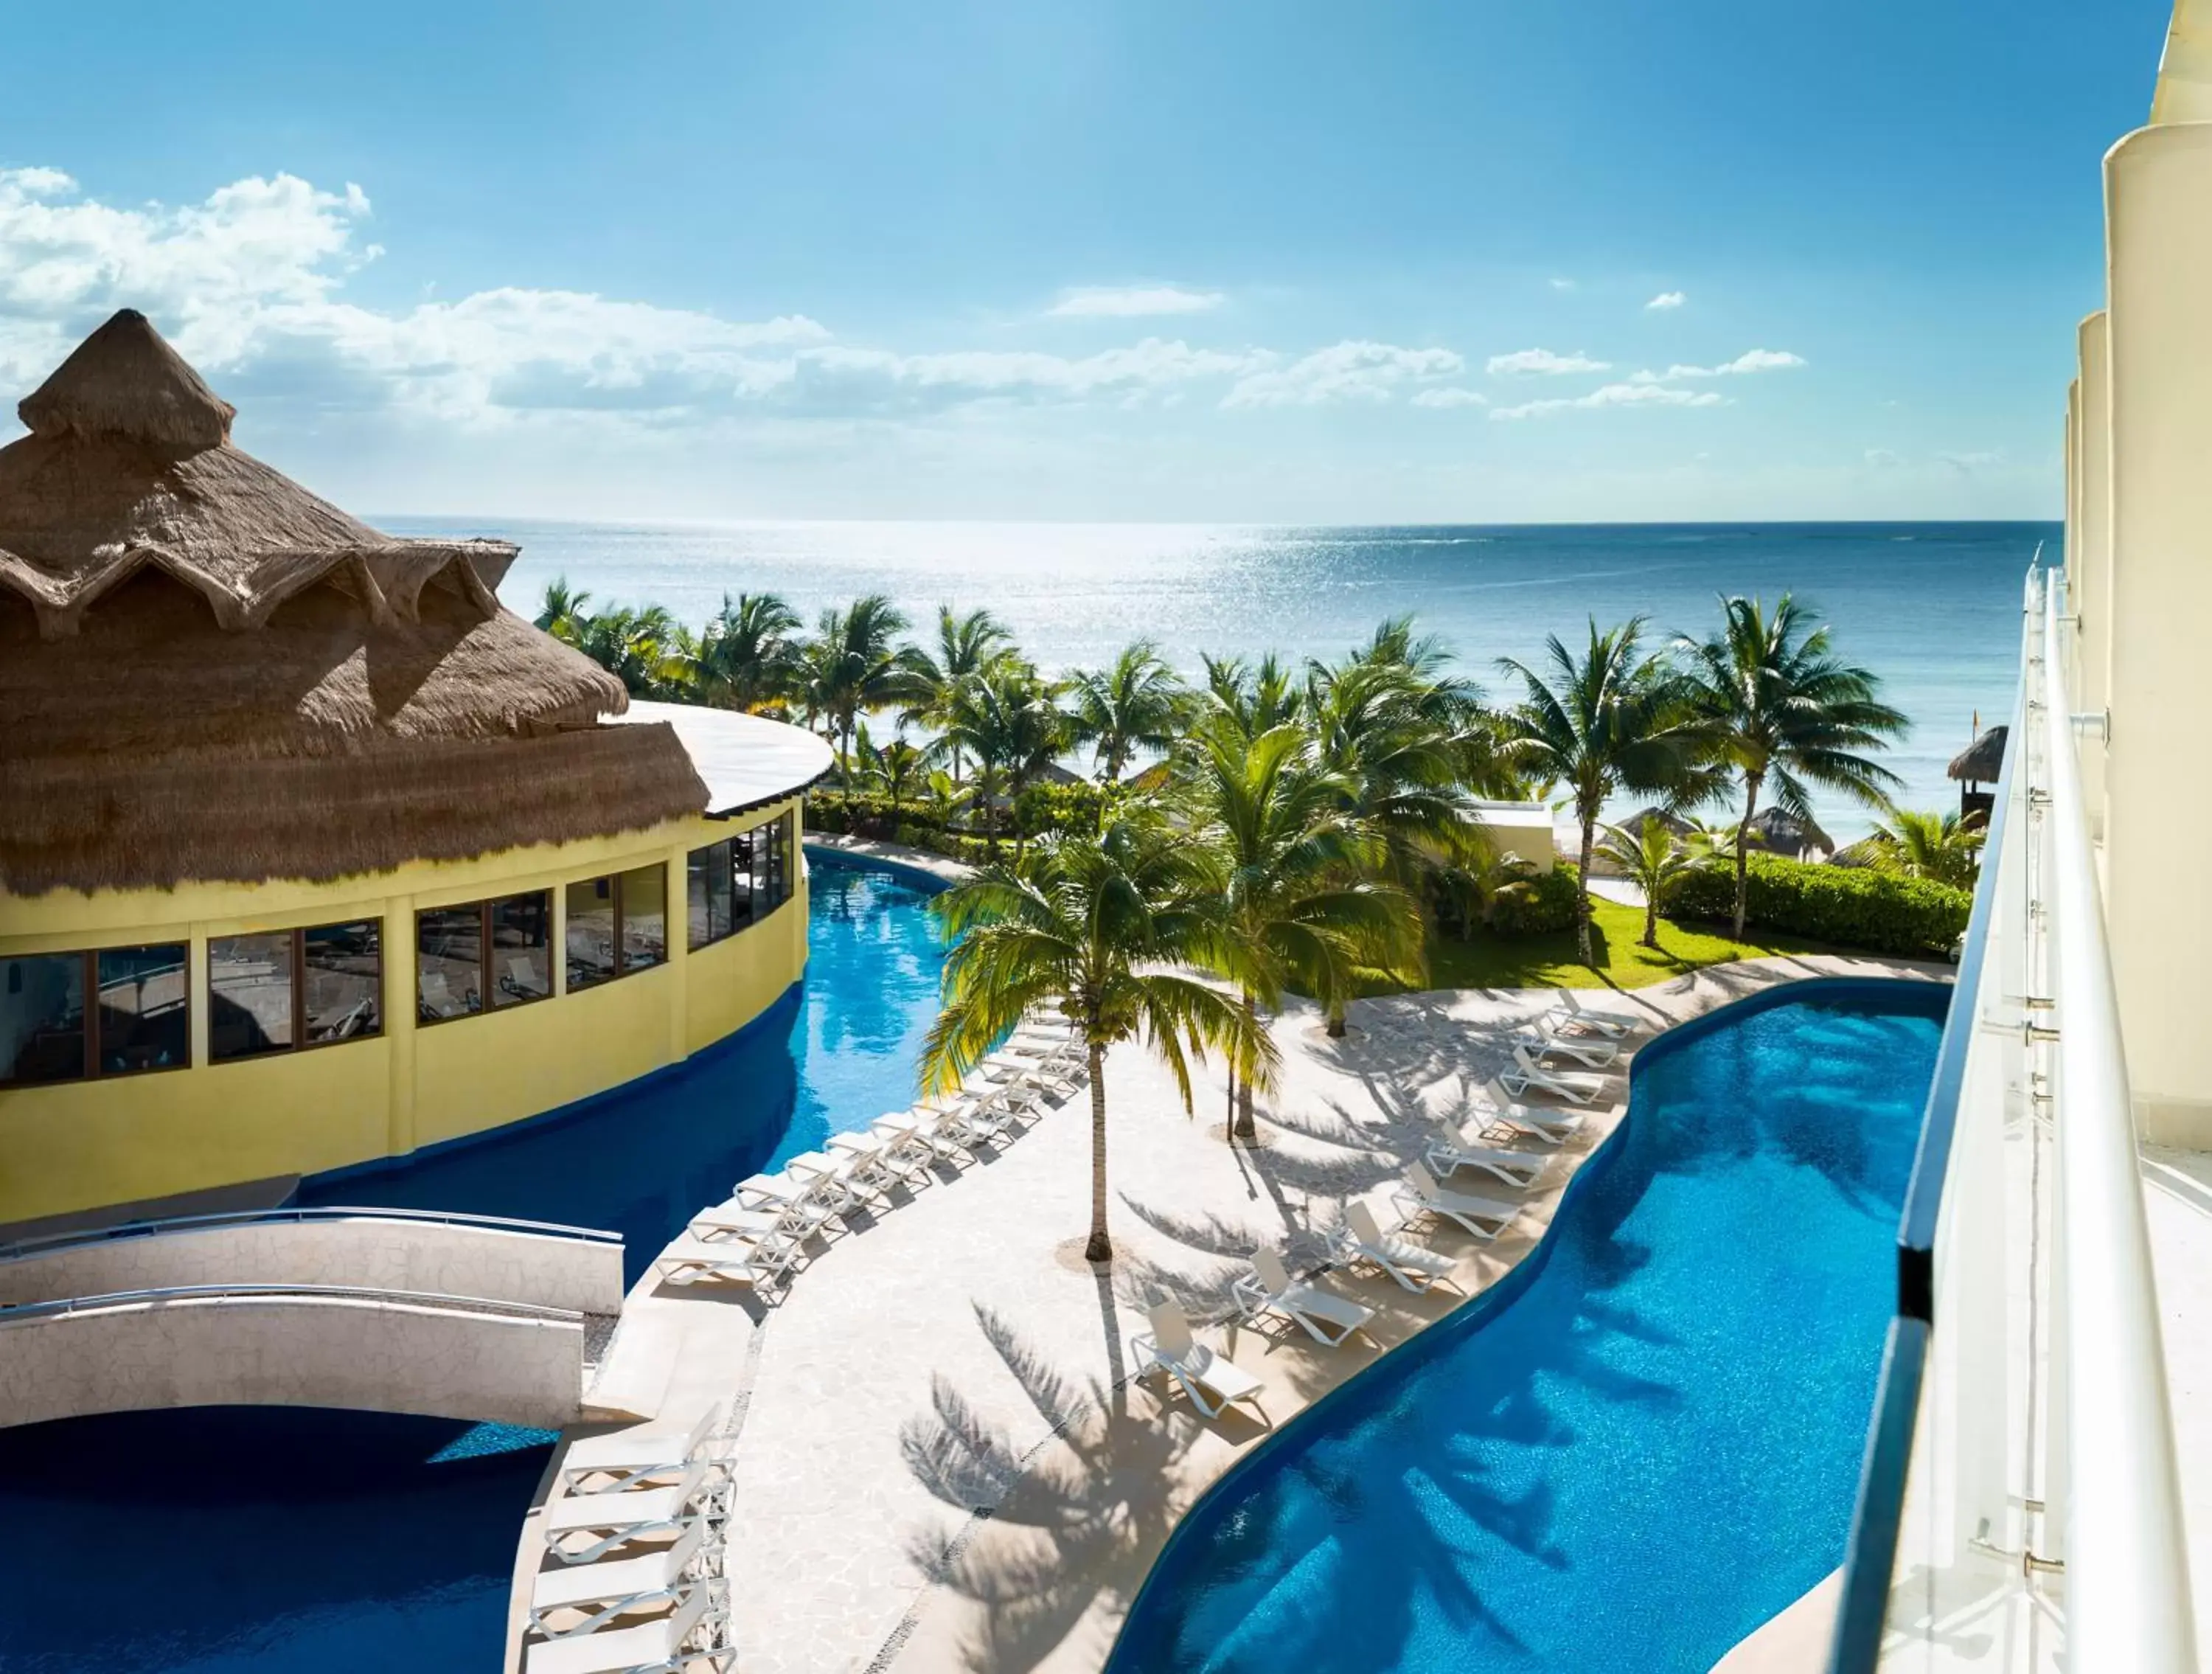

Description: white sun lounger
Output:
[526,1582,731,1674]
[1510,1026,1620,1069]
[1500,1043,1613,1104]
[1536,1003,1635,1041]
[1425,1134,1550,1189]
[1395,1161,1520,1241]
[652,1234,798,1293]
[1231,1248,1374,1347]
[528,1518,709,1638]
[559,1405,725,1496]
[687,1201,789,1244]
[542,1459,720,1565]
[1473,1092,1590,1146]
[827,1128,931,1187]
[983,1052,1080,1100]
[731,1169,848,1234]
[1334,1201,1460,1293]
[1129,1301,1269,1423]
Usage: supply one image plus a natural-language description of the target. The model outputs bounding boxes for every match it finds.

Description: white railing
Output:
[1829,565,2196,1673]
[2040,571,2197,1667]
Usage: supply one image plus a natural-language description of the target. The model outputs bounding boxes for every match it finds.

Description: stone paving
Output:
[505,949,1944,1674]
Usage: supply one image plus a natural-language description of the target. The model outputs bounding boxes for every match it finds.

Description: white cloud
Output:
[1047,284,1224,318]
[1485,347,1610,377]
[1630,349,1806,383]
[1864,448,1905,468]
[1645,291,1686,310]
[1489,382,1726,420]
[1411,387,1489,409]
[1938,449,2006,473]
[1548,277,1576,291]
[1221,339,1461,409]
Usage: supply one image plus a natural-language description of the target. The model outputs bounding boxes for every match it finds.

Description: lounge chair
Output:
[731,1170,848,1234]
[1536,1002,1633,1041]
[872,1108,963,1164]
[652,1234,798,1293]
[1473,1091,1588,1146]
[1425,1133,1550,1189]
[526,1583,731,1674]
[827,1128,931,1188]
[1509,1025,1619,1069]
[983,1051,1080,1099]
[1129,1301,1269,1423]
[542,1459,720,1565]
[559,1404,725,1496]
[1332,1201,1459,1293]
[1395,1161,1520,1241]
[921,1094,1018,1156]
[528,1518,709,1638]
[687,1201,788,1243]
[1231,1248,1374,1347]
[1500,1043,1613,1104]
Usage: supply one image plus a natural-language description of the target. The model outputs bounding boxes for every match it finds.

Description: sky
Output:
[0,1,2175,524]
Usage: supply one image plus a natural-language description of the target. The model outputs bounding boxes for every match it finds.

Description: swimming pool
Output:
[0,852,946,1673]
[1106,978,1949,1674]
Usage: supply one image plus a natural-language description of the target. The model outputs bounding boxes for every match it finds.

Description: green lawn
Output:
[1399,895,1848,993]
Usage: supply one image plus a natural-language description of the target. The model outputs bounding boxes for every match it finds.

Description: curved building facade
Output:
[0,311,831,1227]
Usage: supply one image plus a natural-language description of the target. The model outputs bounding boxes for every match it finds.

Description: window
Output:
[419,893,551,1023]
[304,921,382,1043]
[94,945,189,1076]
[687,812,796,951]
[1,954,87,1086]
[567,866,667,988]
[417,906,483,1022]
[209,933,295,1060]
[490,892,552,1007]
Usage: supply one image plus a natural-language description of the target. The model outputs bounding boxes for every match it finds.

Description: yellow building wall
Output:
[0,800,809,1225]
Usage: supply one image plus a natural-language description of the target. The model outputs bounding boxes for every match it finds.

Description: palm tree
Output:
[1498,618,1710,964]
[1175,717,1422,1136]
[906,605,1017,783]
[695,591,801,712]
[801,595,930,785]
[1068,640,1187,782]
[854,723,930,822]
[1596,819,1704,949]
[1674,594,1908,937]
[921,813,1268,1263]
[1200,652,1301,738]
[1863,807,1983,889]
[942,662,1069,858]
[535,576,592,642]
[573,604,687,697]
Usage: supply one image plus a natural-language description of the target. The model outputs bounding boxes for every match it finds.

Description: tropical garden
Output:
[539,575,1984,1259]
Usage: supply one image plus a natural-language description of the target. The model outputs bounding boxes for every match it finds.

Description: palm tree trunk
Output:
[1085,1043,1112,1263]
[1326,996,1346,1040]
[1575,819,1597,965]
[1642,885,1660,949]
[1733,775,1761,941]
[1233,992,1259,1142]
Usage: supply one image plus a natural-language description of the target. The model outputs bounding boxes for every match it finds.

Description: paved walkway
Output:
[506,951,1944,1674]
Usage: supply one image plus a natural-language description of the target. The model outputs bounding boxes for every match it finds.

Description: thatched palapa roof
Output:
[1947,726,2008,785]
[0,310,712,896]
[1745,806,1834,861]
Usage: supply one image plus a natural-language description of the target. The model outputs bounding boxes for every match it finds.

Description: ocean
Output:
[382,517,2054,841]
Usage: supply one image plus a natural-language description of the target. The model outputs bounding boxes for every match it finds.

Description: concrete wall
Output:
[0,1215,625,1314]
[0,802,808,1223]
[0,1292,584,1429]
[2095,120,2212,1145]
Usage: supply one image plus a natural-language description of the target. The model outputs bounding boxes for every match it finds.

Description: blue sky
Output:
[0,1,2173,522]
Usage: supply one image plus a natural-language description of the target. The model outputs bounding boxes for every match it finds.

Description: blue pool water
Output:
[1107,979,1949,1674]
[0,854,946,1673]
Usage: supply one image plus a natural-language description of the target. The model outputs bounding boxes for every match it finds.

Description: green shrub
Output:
[1012,779,1108,838]
[1663,852,1969,957]
[1488,863,1582,937]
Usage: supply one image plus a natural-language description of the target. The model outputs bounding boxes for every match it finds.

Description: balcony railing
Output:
[1827,566,2197,1673]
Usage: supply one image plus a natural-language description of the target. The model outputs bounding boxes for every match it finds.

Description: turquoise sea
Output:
[383,517,2056,839]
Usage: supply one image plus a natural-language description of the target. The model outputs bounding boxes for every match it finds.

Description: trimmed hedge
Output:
[1489,863,1582,937]
[1664,852,1969,958]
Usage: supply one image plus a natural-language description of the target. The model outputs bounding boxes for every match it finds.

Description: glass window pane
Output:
[304,920,381,1043]
[1,954,86,1085]
[566,878,616,990]
[688,844,726,951]
[490,892,552,1007]
[732,835,756,926]
[751,825,772,914]
[417,907,482,1021]
[96,945,189,1074]
[209,933,294,1061]
[619,864,667,973]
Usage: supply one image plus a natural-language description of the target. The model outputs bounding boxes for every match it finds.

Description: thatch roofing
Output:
[1947,726,2008,785]
[1746,806,1834,860]
[0,310,712,897]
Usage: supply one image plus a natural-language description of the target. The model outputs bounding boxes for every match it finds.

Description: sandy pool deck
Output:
[509,951,1944,1674]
